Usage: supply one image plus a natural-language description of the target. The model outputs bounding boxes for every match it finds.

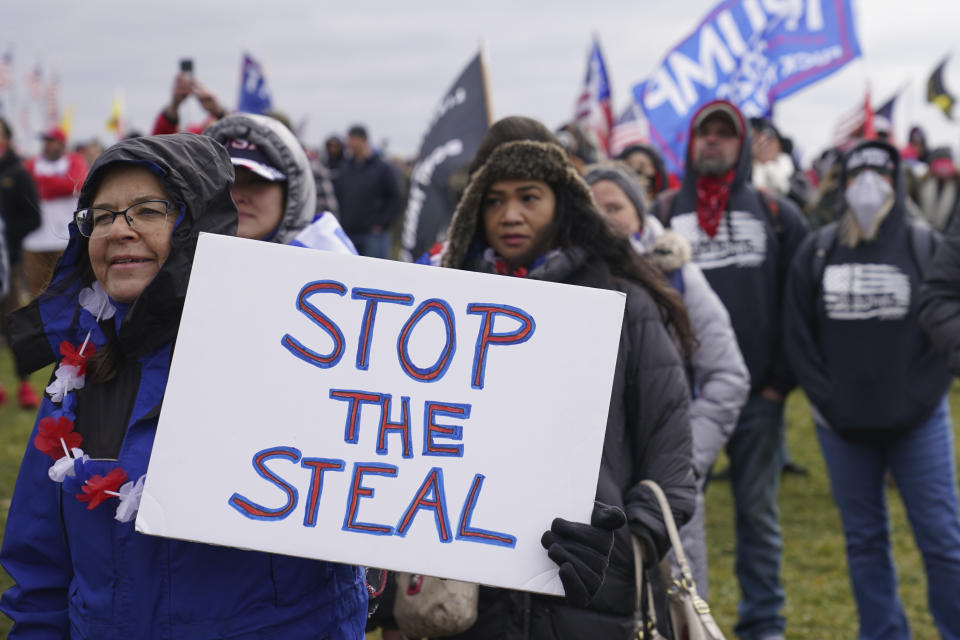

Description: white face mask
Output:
[845,169,894,232]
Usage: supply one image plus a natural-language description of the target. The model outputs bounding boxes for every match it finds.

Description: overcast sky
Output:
[5,0,960,163]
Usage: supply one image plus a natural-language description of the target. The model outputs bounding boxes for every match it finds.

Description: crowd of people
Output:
[0,67,958,640]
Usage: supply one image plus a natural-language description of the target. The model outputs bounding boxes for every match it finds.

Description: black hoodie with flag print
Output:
[654,100,808,397]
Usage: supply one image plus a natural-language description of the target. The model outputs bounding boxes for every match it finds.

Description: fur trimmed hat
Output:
[441,139,597,268]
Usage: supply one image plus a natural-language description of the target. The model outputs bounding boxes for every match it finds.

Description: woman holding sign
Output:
[419,116,697,638]
[0,134,368,638]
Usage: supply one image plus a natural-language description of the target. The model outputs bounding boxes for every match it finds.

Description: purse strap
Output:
[640,479,697,590]
[632,535,660,639]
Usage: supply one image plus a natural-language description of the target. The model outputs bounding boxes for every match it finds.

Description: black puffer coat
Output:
[435,138,695,639]
[444,249,695,639]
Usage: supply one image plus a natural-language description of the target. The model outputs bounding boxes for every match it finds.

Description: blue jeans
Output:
[816,397,960,640]
[349,230,391,259]
[728,394,786,640]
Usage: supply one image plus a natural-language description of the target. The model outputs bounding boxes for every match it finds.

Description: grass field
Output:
[0,346,955,638]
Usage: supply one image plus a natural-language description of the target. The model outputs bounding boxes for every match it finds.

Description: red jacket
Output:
[25,153,88,201]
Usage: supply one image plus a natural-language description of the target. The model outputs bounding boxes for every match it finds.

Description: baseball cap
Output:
[224,138,286,181]
[39,126,67,144]
[844,143,896,176]
[693,101,744,137]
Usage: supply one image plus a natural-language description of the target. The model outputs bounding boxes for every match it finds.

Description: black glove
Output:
[540,501,627,607]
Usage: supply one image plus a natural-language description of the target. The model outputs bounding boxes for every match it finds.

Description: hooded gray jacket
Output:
[205,113,354,253]
[640,217,749,478]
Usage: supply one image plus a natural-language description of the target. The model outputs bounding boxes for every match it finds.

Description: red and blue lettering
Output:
[397,299,456,383]
[456,473,517,547]
[281,280,347,369]
[422,401,470,457]
[395,467,452,542]
[342,462,398,536]
[329,389,383,444]
[300,457,345,527]
[351,288,414,371]
[377,394,413,458]
[229,446,302,521]
[466,303,535,390]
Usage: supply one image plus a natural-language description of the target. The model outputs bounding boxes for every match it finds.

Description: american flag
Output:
[0,51,11,91]
[609,102,649,157]
[574,37,614,156]
[26,65,43,101]
[44,74,59,126]
[831,89,875,147]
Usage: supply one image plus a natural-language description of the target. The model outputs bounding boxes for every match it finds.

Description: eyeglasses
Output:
[74,200,176,238]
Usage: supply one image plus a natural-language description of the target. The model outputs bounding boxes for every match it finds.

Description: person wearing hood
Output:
[651,100,808,640]
[204,113,356,253]
[616,143,672,202]
[784,140,959,639]
[585,163,749,599]
[0,134,368,638]
[421,115,697,639]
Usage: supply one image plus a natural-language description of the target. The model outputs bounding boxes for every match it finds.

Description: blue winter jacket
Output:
[0,134,367,639]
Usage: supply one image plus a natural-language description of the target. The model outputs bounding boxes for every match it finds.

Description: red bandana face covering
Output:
[695,169,735,237]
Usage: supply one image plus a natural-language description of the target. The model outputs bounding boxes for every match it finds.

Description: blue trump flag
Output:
[633,0,861,175]
[237,53,272,114]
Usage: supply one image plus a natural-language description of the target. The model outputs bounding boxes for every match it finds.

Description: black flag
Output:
[927,57,955,120]
[400,52,491,262]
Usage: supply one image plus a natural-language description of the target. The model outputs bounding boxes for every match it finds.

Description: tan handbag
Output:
[392,572,478,639]
[633,479,726,640]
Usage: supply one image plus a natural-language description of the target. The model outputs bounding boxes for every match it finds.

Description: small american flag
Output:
[44,74,59,126]
[574,37,614,156]
[26,65,43,101]
[831,89,874,147]
[609,102,649,157]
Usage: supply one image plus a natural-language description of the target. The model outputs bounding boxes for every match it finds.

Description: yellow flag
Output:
[106,91,125,135]
[59,105,75,138]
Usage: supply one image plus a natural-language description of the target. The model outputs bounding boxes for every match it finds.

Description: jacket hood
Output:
[617,143,669,195]
[440,139,595,269]
[682,99,752,192]
[10,133,237,367]
[204,113,317,245]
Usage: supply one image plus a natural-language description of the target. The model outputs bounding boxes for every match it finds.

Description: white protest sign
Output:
[137,233,625,595]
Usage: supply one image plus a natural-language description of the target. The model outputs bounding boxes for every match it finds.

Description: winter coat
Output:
[204,113,355,253]
[434,139,695,640]
[0,134,368,639]
[639,218,749,480]
[0,148,41,265]
[334,152,402,235]
[785,140,951,437]
[920,209,960,375]
[653,101,808,397]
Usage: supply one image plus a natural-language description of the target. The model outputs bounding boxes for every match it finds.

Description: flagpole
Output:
[479,41,494,126]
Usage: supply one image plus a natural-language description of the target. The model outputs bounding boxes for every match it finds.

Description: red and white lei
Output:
[36,282,146,523]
